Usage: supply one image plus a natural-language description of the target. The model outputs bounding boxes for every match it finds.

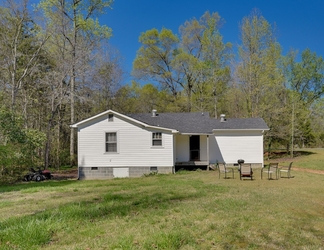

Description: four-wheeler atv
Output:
[23,167,53,182]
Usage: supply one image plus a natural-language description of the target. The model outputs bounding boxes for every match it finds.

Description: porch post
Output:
[207,135,210,170]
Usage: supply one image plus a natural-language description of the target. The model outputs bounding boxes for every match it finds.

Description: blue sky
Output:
[101,0,324,82]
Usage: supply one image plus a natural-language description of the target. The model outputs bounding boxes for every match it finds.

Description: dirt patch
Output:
[292,167,324,175]
[264,150,314,159]
[52,169,78,180]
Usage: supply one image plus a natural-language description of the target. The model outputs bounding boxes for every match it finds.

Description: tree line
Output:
[0,0,323,183]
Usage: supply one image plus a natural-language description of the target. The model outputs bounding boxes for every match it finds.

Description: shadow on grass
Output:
[266,150,316,159]
[0,180,77,193]
[3,178,220,224]
[0,181,212,247]
[0,174,231,249]
[0,188,205,248]
[63,191,199,221]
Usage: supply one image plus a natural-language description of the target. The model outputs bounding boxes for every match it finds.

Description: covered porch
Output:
[174,134,216,170]
[175,161,210,166]
[174,160,210,171]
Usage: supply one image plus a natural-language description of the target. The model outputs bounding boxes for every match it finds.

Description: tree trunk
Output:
[70,3,77,166]
[70,73,75,166]
[44,128,51,169]
[45,95,57,169]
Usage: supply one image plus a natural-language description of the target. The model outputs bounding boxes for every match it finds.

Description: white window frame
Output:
[105,132,118,153]
[152,132,162,147]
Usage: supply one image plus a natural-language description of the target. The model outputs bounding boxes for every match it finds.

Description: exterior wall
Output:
[200,136,208,161]
[173,136,176,164]
[79,166,173,180]
[175,135,189,162]
[77,114,174,179]
[210,130,264,167]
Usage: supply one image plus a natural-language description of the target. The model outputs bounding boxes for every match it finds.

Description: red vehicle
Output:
[23,167,53,182]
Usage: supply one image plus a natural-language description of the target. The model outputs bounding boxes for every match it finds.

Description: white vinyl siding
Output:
[77,115,174,167]
[212,131,264,164]
[199,136,208,161]
[175,135,189,162]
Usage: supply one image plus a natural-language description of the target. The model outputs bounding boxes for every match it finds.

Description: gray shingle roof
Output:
[128,112,269,134]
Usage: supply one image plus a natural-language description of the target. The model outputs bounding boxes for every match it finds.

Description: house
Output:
[71,109,269,179]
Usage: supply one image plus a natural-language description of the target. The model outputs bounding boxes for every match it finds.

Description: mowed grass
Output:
[267,148,324,171]
[291,148,324,170]
[0,152,324,249]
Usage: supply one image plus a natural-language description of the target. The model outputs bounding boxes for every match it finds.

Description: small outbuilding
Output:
[71,110,269,179]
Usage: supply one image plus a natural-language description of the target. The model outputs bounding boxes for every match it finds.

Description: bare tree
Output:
[0,0,49,112]
[39,0,113,165]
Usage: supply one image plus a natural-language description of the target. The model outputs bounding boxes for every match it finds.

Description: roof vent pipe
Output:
[152,109,157,117]
[220,114,226,122]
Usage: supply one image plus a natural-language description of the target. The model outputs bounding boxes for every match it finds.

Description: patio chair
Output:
[208,163,218,171]
[240,163,253,180]
[218,163,234,179]
[279,162,293,179]
[261,163,279,180]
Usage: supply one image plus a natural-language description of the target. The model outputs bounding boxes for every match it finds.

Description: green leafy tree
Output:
[236,10,291,156]
[188,11,231,116]
[285,49,324,106]
[133,12,231,113]
[237,9,284,118]
[283,49,324,151]
[237,14,280,103]
[133,28,180,96]
[310,99,324,146]
[0,110,45,183]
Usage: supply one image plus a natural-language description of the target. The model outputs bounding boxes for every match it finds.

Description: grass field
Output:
[0,149,324,249]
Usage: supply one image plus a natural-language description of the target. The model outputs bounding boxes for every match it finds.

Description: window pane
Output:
[107,143,117,152]
[153,140,162,146]
[106,133,116,142]
[153,132,161,139]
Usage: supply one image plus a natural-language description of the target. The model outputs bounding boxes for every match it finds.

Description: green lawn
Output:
[0,151,324,249]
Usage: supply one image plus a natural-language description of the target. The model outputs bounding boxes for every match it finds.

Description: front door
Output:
[190,135,200,161]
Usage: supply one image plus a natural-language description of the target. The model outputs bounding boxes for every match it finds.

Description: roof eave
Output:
[70,109,178,133]
[146,125,178,133]
[180,133,214,135]
[70,109,116,128]
[212,128,270,132]
[70,109,152,128]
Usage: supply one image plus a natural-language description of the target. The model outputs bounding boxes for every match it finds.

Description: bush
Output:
[0,110,45,183]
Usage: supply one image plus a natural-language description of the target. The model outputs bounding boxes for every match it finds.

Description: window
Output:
[152,132,162,146]
[106,132,117,152]
[108,114,114,122]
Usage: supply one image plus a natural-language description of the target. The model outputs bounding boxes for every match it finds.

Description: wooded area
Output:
[0,0,324,183]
